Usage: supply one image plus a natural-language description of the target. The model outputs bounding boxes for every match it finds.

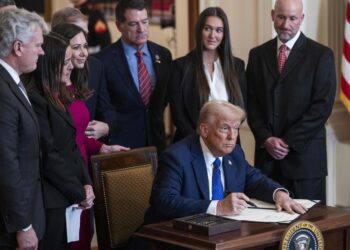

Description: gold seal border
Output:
[280,220,324,250]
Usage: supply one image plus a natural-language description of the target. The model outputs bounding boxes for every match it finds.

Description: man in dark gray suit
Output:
[246,0,336,203]
[0,8,47,250]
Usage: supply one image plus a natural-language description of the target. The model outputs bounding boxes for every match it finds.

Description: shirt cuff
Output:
[206,200,219,215]
[273,188,289,201]
[21,224,32,232]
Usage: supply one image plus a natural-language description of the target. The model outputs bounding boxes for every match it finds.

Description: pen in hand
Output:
[246,200,258,208]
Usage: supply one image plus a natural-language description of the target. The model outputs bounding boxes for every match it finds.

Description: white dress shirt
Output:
[203,58,229,102]
[199,137,224,215]
[277,30,301,59]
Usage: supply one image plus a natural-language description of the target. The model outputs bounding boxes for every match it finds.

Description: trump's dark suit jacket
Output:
[95,39,172,152]
[168,51,247,142]
[246,33,336,180]
[144,134,282,224]
[0,65,45,247]
[28,90,91,209]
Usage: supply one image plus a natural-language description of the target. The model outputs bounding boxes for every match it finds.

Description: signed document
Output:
[223,199,319,224]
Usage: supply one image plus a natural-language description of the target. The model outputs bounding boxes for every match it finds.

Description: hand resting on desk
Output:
[216,191,307,216]
[274,190,307,214]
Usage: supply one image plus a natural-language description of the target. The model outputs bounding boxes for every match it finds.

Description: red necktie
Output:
[278,44,287,73]
[136,50,152,106]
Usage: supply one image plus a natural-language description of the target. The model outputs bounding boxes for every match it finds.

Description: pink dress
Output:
[67,85,102,250]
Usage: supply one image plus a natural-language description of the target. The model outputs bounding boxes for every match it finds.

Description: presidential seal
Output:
[280,220,324,250]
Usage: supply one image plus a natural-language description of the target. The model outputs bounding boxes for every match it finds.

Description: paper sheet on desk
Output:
[223,199,319,224]
[66,204,82,242]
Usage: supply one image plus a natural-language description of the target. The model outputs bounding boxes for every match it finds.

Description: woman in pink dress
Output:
[52,23,129,250]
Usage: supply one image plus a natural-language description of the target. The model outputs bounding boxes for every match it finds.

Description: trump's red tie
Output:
[136,50,152,106]
[278,44,287,73]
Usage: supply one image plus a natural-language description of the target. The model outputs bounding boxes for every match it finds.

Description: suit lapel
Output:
[263,38,279,81]
[0,66,40,137]
[222,155,237,193]
[279,33,306,82]
[147,42,160,103]
[54,106,75,128]
[190,136,210,200]
[113,40,142,103]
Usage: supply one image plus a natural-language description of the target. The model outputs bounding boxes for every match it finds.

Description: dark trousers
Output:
[41,208,70,250]
[272,168,326,203]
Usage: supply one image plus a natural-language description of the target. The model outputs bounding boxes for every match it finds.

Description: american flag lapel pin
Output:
[155,54,161,64]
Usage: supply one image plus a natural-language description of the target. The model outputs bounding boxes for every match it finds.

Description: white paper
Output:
[223,199,319,224]
[65,204,83,242]
[248,198,318,210]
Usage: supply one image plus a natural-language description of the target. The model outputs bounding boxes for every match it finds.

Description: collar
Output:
[277,30,301,50]
[0,59,20,84]
[121,39,150,59]
[199,136,223,167]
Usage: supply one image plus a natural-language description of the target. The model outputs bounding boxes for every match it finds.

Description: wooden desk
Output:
[134,205,350,249]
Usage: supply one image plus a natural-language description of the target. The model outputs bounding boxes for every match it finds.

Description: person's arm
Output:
[0,94,32,232]
[95,66,118,137]
[168,58,197,138]
[16,227,38,250]
[246,49,273,146]
[263,137,289,160]
[85,120,109,139]
[30,93,86,204]
[274,190,307,214]
[83,133,103,156]
[149,151,211,219]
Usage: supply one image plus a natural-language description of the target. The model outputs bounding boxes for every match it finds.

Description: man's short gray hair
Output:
[0,8,48,58]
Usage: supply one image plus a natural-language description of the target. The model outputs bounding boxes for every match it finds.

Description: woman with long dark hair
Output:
[24,30,128,249]
[23,32,94,250]
[169,7,246,142]
[51,23,129,250]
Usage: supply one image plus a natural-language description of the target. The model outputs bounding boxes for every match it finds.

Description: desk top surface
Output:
[134,205,350,250]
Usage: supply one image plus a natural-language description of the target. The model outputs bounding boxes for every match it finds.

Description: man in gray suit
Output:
[0,8,48,250]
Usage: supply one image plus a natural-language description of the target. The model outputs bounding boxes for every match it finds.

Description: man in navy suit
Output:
[145,101,306,224]
[95,0,172,152]
[246,0,336,202]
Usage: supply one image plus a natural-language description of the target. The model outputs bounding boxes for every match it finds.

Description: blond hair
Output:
[197,100,246,133]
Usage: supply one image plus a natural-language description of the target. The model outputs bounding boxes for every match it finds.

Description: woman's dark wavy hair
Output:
[23,32,71,111]
[52,23,92,101]
[194,7,244,108]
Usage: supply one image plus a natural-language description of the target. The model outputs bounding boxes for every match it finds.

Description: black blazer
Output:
[246,33,336,179]
[85,56,103,120]
[168,51,247,142]
[0,65,45,247]
[95,39,172,152]
[28,90,91,209]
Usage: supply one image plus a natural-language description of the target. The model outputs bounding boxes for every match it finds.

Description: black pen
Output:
[246,200,258,208]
